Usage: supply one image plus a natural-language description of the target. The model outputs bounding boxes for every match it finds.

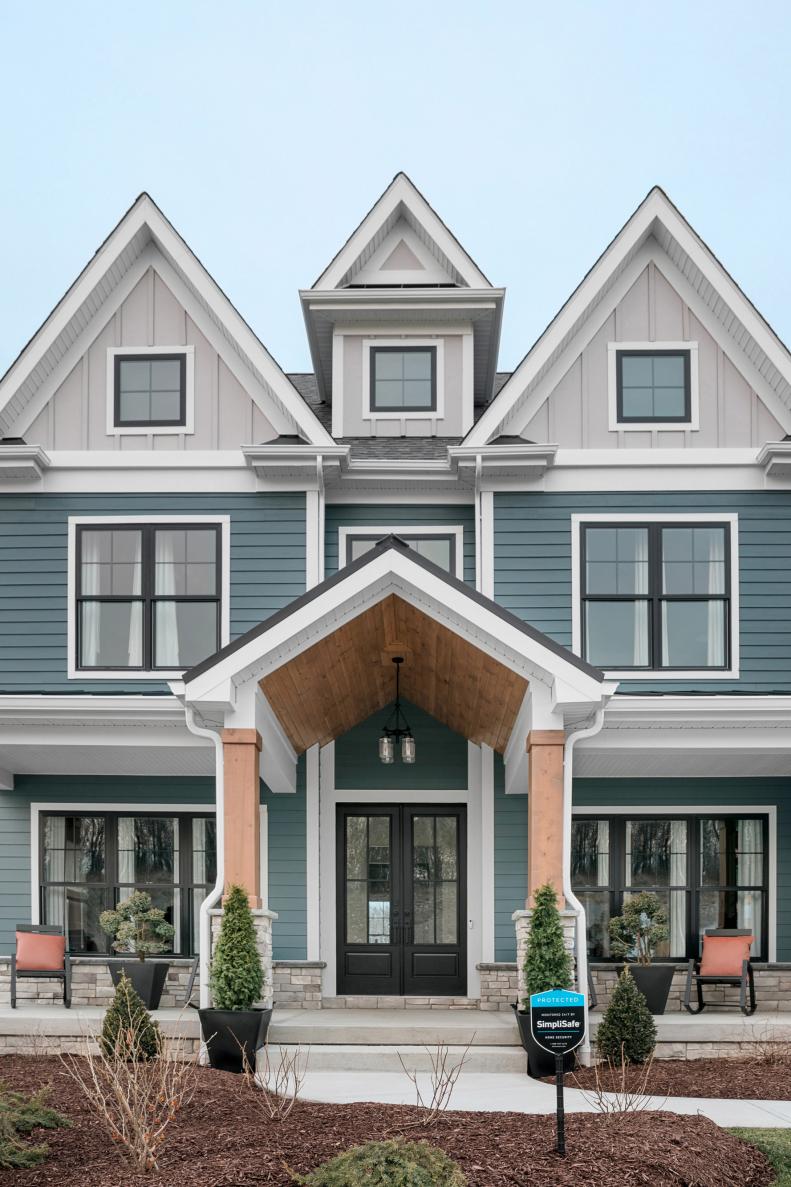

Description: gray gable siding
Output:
[495,490,791,693]
[0,492,306,693]
[324,503,476,585]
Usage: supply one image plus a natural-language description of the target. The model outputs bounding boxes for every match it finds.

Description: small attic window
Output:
[370,346,436,413]
[608,342,699,431]
[107,347,195,435]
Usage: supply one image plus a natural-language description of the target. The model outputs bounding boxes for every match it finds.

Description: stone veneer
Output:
[209,906,275,1008]
[512,907,578,1001]
[273,961,325,1008]
[0,956,195,1009]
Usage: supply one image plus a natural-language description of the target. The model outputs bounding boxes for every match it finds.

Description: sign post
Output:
[529,988,586,1156]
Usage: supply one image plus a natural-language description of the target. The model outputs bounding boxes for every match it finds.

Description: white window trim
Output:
[338,524,464,580]
[30,800,216,927]
[570,512,739,680]
[106,345,195,436]
[67,514,231,680]
[361,337,445,421]
[607,341,699,432]
[573,803,776,962]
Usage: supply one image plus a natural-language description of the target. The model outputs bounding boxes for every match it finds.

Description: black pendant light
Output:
[378,656,416,764]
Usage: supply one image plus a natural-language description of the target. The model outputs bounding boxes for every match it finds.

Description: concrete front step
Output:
[261,1043,527,1074]
[268,1008,518,1047]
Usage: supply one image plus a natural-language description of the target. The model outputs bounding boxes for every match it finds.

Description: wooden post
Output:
[222,728,262,907]
[527,729,566,906]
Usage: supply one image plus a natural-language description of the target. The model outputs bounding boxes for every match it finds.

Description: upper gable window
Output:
[107,347,195,435]
[608,343,699,431]
[370,346,437,413]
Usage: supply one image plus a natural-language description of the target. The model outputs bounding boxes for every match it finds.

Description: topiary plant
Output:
[521,882,573,1009]
[99,890,175,960]
[296,1139,467,1187]
[0,1082,70,1169]
[210,884,263,1011]
[101,972,162,1061]
[596,966,657,1065]
[608,891,669,965]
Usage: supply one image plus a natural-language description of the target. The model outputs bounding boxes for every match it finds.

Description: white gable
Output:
[351,220,455,286]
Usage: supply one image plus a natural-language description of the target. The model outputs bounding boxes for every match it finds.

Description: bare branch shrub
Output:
[397,1037,474,1125]
[239,1040,309,1120]
[58,1016,199,1172]
[751,1024,791,1067]
[574,1044,662,1115]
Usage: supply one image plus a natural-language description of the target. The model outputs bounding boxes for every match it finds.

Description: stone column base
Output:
[209,907,277,1009]
[512,907,578,1003]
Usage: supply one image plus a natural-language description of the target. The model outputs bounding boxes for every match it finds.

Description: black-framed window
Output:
[370,346,437,412]
[114,353,187,428]
[616,349,691,423]
[572,814,768,961]
[346,531,456,574]
[581,522,731,670]
[76,523,221,671]
[40,811,216,955]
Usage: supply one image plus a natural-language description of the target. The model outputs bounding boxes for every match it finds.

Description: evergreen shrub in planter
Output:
[100,890,175,1009]
[609,891,674,1014]
[198,884,272,1073]
[512,882,575,1078]
[596,965,656,1065]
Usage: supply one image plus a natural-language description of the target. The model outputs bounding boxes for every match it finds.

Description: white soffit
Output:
[0,194,334,446]
[467,186,791,445]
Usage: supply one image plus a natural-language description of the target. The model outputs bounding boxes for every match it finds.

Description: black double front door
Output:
[337,804,466,997]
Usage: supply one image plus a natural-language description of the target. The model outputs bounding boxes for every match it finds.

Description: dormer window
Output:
[370,346,437,413]
[608,342,699,431]
[107,346,195,435]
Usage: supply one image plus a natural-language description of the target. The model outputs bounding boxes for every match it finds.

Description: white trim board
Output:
[105,345,195,437]
[570,512,740,681]
[573,803,777,962]
[607,341,699,433]
[337,524,464,580]
[66,514,231,681]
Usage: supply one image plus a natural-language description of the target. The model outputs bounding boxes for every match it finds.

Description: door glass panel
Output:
[436,882,458,944]
[413,882,434,944]
[346,880,367,944]
[411,814,458,946]
[344,815,392,945]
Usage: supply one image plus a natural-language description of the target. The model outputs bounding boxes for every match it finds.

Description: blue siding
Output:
[334,700,468,791]
[0,493,306,693]
[495,490,791,693]
[0,775,214,953]
[324,503,476,585]
[263,757,307,961]
[494,754,527,962]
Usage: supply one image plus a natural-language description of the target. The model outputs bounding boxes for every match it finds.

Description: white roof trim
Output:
[312,173,491,291]
[466,187,791,445]
[0,194,334,446]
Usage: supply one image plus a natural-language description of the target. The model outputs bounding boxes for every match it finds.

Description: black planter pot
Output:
[512,1006,576,1079]
[625,963,676,1015]
[198,1007,273,1074]
[108,959,170,1010]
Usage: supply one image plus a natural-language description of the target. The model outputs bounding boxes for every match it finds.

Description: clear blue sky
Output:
[1,1,790,375]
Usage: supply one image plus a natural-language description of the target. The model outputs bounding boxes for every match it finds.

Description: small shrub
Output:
[297,1138,467,1186]
[0,1082,70,1169]
[596,966,657,1065]
[521,882,573,1007]
[101,973,162,1061]
[100,889,175,958]
[210,884,263,1011]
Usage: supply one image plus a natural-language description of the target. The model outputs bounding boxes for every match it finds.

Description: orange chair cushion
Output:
[15,931,65,971]
[699,934,752,976]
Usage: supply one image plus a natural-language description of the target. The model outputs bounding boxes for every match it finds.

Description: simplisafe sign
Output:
[529,989,586,1057]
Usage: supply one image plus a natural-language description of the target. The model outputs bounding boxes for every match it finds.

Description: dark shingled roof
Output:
[339,436,461,460]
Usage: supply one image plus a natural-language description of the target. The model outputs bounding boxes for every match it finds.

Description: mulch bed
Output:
[0,1055,773,1187]
[562,1056,791,1100]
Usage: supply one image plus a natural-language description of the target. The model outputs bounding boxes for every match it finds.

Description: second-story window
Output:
[76,524,221,671]
[616,349,691,423]
[370,346,437,412]
[581,522,730,670]
[113,353,187,428]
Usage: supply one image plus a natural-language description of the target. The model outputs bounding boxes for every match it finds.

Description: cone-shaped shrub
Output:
[210,884,263,1011]
[0,1083,70,1168]
[521,882,573,1007]
[298,1139,467,1187]
[101,972,162,1061]
[596,966,657,1065]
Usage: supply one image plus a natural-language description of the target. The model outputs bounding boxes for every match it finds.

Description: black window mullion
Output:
[650,524,661,670]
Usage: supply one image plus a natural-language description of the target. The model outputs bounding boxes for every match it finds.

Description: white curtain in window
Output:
[596,820,609,887]
[80,532,143,667]
[706,529,726,666]
[669,820,687,956]
[154,532,179,667]
[44,816,66,930]
[737,818,762,953]
[633,529,649,666]
[118,817,136,885]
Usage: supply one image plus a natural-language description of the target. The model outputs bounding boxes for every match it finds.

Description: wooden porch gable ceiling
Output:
[259,594,528,754]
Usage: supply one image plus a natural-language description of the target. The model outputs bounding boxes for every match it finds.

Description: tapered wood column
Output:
[526,729,566,906]
[222,728,262,907]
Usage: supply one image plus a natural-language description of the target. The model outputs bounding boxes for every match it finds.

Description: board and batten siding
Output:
[324,503,476,585]
[0,492,306,693]
[494,490,791,693]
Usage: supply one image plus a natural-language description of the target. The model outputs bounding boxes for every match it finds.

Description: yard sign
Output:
[529,989,586,1155]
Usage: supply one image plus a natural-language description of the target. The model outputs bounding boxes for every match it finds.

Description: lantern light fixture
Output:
[378,656,415,765]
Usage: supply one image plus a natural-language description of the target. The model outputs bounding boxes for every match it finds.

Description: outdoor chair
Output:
[683,928,756,1016]
[11,924,71,1008]
[182,953,200,1006]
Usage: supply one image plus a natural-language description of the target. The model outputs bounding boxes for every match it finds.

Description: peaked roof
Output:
[311,172,492,290]
[466,186,791,445]
[0,193,334,445]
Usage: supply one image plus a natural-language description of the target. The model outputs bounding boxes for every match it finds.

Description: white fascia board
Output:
[312,173,492,290]
[0,693,185,723]
[0,444,51,483]
[555,447,759,467]
[604,693,791,727]
[257,690,297,795]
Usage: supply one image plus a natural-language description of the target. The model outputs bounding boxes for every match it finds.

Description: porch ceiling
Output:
[259,593,528,753]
